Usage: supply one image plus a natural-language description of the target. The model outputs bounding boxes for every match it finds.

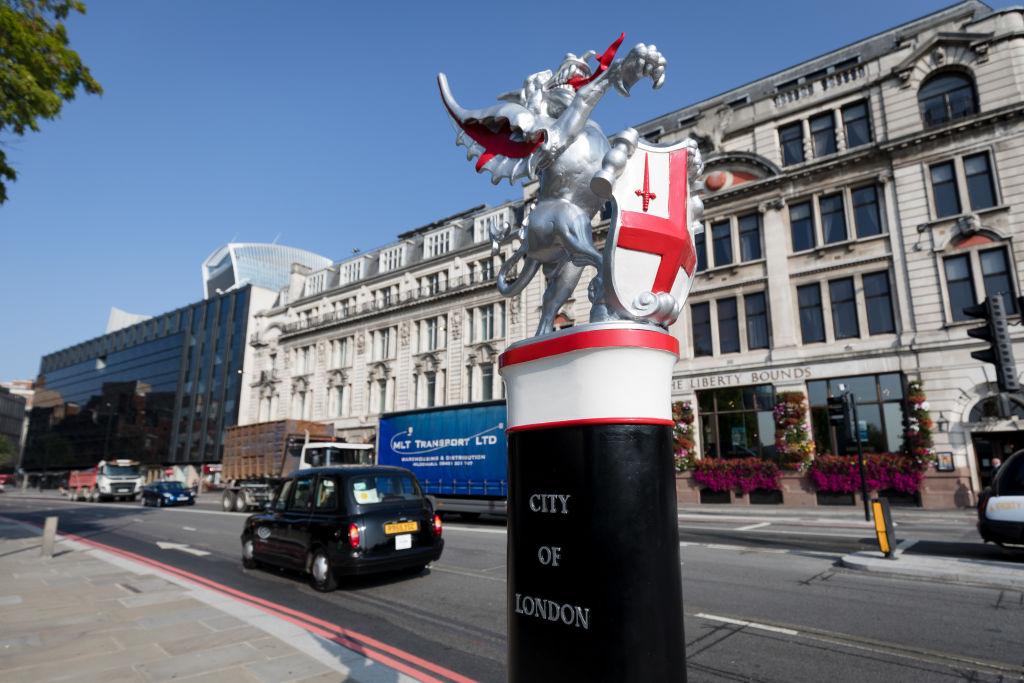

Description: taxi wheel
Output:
[309,548,338,592]
[241,537,259,570]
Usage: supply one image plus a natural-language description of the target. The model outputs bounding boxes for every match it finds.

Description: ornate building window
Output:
[424,229,453,258]
[810,111,836,157]
[378,245,405,273]
[779,122,805,166]
[943,243,1018,321]
[918,70,978,128]
[841,100,872,148]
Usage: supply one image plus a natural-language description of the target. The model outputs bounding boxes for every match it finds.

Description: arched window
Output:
[918,71,978,128]
[969,395,1024,422]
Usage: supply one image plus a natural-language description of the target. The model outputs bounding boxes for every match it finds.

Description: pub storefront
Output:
[672,366,957,509]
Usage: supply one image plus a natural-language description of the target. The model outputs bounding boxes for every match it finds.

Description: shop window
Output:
[691,302,712,357]
[863,271,896,334]
[717,298,740,354]
[790,201,816,252]
[820,193,847,244]
[779,122,805,166]
[808,373,905,455]
[697,385,777,460]
[918,71,978,128]
[828,277,859,339]
[797,284,825,343]
[738,213,762,261]
[842,100,872,148]
[852,185,883,237]
[810,112,836,157]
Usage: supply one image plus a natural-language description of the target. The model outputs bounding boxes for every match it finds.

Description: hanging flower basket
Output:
[672,401,696,472]
[773,392,814,470]
[905,381,936,467]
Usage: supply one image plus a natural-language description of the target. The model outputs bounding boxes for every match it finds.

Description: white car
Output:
[978,450,1024,547]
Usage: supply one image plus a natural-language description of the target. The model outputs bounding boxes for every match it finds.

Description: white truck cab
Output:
[299,442,374,469]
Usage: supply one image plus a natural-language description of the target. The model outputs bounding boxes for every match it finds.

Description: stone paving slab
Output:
[840,548,1024,590]
[0,523,419,682]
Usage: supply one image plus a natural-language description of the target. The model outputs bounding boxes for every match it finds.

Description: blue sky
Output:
[0,1,1006,380]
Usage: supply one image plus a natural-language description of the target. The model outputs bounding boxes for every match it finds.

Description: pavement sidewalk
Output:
[677,504,976,529]
[0,516,420,682]
[839,545,1024,590]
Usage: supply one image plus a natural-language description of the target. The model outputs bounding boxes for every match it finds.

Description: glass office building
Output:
[24,287,252,471]
[202,243,332,299]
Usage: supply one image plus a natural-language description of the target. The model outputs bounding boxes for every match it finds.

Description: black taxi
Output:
[240,466,444,591]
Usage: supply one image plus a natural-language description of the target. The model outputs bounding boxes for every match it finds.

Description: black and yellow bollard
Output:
[871,498,896,559]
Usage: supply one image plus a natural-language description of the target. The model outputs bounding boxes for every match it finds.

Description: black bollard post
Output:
[500,323,686,682]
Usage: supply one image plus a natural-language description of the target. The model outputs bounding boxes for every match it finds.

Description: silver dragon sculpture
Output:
[439,35,701,337]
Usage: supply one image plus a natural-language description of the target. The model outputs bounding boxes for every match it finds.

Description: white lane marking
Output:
[444,525,507,535]
[431,564,506,583]
[735,522,771,531]
[182,526,197,532]
[696,612,799,636]
[680,541,837,559]
[156,541,211,556]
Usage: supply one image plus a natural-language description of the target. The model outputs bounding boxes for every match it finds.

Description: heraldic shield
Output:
[600,139,702,327]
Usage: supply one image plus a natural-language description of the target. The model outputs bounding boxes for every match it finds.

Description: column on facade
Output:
[833,109,847,153]
[880,173,914,336]
[760,199,799,349]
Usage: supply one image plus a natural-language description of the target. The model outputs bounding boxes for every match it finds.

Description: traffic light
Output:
[827,394,856,442]
[963,294,1020,393]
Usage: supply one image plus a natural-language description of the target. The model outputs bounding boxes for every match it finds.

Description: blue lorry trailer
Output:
[376,401,508,517]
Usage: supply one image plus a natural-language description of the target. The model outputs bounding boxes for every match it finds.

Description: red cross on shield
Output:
[602,140,698,323]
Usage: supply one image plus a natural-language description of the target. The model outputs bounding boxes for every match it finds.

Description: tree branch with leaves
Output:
[0,0,102,202]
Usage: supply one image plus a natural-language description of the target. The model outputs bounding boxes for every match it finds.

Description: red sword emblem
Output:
[617,149,695,293]
[634,153,657,212]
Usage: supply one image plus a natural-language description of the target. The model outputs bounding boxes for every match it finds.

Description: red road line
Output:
[3,516,476,683]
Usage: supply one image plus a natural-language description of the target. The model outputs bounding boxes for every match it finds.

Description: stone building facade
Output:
[246,1,1024,507]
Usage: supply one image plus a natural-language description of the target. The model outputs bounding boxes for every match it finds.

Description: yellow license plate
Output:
[384,521,419,535]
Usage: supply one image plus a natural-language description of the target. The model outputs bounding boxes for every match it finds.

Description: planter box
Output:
[749,489,783,505]
[815,491,855,506]
[699,488,731,504]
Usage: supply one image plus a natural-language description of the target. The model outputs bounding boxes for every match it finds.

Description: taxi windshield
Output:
[349,474,421,505]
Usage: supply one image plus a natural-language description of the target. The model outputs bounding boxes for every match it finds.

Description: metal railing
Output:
[281,271,498,336]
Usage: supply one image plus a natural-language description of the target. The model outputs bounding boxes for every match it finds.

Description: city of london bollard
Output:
[438,32,701,680]
[501,324,685,680]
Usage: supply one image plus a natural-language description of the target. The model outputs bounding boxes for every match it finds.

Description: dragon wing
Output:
[438,73,545,186]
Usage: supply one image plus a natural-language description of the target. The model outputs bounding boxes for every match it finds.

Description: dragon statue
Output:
[439,35,701,337]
